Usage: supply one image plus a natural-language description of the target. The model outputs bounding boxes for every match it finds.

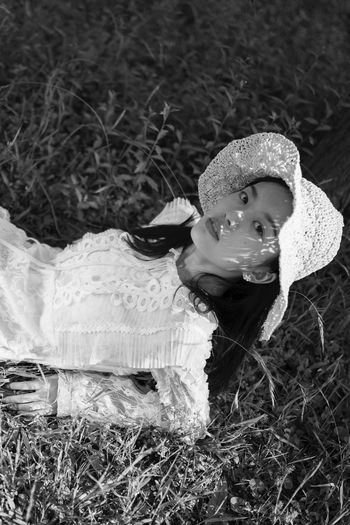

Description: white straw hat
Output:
[198,132,344,341]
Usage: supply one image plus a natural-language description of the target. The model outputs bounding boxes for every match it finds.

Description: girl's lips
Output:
[206,218,218,240]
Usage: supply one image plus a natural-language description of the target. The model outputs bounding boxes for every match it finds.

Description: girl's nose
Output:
[226,210,244,229]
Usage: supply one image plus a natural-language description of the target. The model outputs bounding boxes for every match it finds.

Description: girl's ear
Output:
[242,271,277,284]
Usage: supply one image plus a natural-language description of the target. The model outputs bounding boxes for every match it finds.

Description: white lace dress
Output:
[0,199,218,443]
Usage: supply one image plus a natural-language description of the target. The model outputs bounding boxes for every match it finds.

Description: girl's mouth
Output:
[206,218,218,240]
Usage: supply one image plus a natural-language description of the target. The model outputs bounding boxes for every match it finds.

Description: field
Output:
[0,1,350,523]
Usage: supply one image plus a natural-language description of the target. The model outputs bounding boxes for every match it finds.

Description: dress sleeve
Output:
[0,206,62,261]
[25,239,62,261]
[148,197,201,226]
[56,365,211,444]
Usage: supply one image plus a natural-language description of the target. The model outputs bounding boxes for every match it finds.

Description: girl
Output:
[1,133,344,444]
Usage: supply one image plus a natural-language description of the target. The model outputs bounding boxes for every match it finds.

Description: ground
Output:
[0,1,349,523]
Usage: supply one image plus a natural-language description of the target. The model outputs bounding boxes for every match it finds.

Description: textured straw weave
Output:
[198,133,344,340]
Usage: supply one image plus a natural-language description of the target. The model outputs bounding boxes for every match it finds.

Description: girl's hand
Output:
[2,374,58,415]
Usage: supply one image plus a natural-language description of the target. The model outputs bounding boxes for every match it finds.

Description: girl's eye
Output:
[240,191,248,204]
[253,221,264,238]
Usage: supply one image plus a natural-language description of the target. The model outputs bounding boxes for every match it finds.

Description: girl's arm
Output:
[56,366,211,444]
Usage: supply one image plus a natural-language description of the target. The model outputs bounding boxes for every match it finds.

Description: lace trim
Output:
[50,323,213,371]
[55,229,129,265]
[57,371,162,426]
[53,260,183,312]
[58,365,209,444]
[51,229,204,316]
[59,321,187,335]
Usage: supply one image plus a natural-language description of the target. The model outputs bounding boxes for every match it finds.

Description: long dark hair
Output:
[125,177,290,397]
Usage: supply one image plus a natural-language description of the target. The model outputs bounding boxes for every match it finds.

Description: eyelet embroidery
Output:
[53,230,200,317]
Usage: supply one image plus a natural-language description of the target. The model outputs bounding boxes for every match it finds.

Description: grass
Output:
[0,0,350,523]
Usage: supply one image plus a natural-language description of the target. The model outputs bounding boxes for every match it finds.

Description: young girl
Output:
[1,132,344,444]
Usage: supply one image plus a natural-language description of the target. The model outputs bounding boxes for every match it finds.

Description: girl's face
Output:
[191,181,293,278]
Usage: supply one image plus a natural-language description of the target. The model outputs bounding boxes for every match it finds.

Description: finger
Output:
[18,411,47,417]
[13,401,49,412]
[7,379,43,391]
[18,408,50,416]
[2,393,39,404]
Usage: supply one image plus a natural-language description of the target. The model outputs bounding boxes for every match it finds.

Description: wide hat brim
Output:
[198,133,344,340]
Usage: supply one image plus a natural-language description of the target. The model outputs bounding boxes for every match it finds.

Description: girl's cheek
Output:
[216,240,252,268]
[262,240,279,259]
[225,243,266,268]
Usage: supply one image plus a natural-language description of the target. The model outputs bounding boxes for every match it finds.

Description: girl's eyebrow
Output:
[250,185,278,238]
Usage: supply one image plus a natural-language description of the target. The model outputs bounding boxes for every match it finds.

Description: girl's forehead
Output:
[250,179,289,191]
[254,182,293,212]
[211,180,293,220]
[227,180,292,201]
